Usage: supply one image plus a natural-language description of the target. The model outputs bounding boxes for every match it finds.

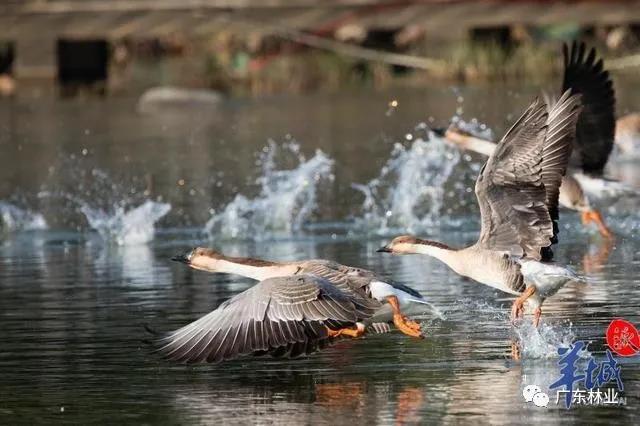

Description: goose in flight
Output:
[152,274,380,363]
[379,90,583,327]
[442,42,635,238]
[153,249,432,363]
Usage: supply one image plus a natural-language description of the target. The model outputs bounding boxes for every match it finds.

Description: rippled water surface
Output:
[1,81,640,424]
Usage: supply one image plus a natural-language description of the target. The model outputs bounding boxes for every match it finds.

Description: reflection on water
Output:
[0,85,639,423]
[1,231,638,423]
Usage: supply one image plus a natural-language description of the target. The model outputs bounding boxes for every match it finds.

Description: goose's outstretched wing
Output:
[475,91,582,260]
[154,275,373,364]
[562,41,616,174]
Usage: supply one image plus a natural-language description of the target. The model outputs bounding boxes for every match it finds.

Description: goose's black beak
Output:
[377,246,391,253]
[171,251,192,264]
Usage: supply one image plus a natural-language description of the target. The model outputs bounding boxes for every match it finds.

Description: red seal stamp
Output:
[606,319,640,357]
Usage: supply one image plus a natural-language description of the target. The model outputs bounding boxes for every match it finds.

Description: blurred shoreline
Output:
[1,1,640,97]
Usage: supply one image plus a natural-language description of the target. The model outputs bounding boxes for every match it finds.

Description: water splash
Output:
[0,201,47,234]
[514,319,583,360]
[352,129,463,234]
[38,161,171,245]
[80,200,171,246]
[450,116,495,141]
[39,191,171,245]
[205,141,334,239]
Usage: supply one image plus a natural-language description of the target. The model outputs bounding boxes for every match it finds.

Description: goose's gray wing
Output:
[475,92,582,260]
[155,275,371,364]
[562,42,615,175]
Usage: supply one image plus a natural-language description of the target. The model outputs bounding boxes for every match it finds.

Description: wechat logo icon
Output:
[523,385,549,407]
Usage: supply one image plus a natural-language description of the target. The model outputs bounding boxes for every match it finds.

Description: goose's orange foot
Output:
[393,314,424,339]
[402,317,422,331]
[510,300,525,323]
[386,295,425,338]
[511,286,536,323]
[533,307,542,328]
[581,210,613,238]
[326,323,366,338]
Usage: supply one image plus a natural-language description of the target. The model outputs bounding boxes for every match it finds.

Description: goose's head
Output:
[377,235,423,254]
[377,235,454,254]
[172,247,223,272]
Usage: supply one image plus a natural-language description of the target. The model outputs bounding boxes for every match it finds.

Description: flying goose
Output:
[379,90,583,327]
[443,42,635,238]
[154,248,432,363]
[171,248,431,336]
[153,274,380,363]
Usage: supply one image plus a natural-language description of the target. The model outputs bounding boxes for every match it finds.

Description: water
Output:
[1,84,640,424]
[205,140,334,239]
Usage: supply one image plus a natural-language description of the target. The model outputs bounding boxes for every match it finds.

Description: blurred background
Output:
[2,0,640,230]
[1,0,640,98]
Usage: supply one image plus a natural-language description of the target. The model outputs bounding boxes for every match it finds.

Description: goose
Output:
[171,248,432,337]
[443,130,611,238]
[442,42,636,238]
[154,249,433,363]
[615,112,640,156]
[379,90,583,327]
[153,274,380,363]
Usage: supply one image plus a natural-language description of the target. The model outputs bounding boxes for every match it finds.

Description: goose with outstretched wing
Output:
[379,91,583,327]
[151,247,436,363]
[153,274,378,364]
[443,42,636,238]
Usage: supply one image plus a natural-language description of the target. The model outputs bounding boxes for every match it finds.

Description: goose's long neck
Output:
[209,258,299,281]
[411,243,461,268]
[444,130,496,157]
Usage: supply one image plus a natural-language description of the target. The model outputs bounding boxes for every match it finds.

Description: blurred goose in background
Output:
[153,274,380,363]
[380,90,583,327]
[171,248,433,337]
[615,112,640,156]
[443,42,637,238]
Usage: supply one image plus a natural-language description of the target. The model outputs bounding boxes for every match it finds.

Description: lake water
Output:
[1,80,639,424]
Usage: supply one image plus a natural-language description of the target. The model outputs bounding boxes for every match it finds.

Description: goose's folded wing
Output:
[298,261,383,310]
[475,93,581,260]
[154,275,368,364]
[562,41,615,175]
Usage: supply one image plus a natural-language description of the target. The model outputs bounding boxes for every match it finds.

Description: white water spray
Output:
[205,141,334,239]
[0,202,47,234]
[353,130,463,233]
